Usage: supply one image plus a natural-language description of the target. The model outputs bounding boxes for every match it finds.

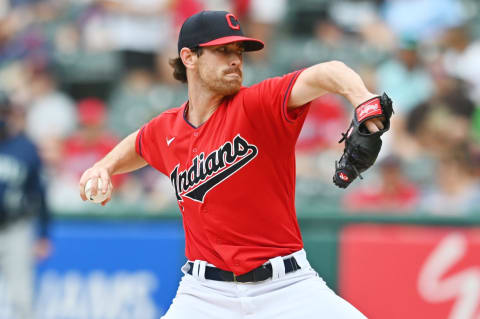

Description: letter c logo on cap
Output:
[226,13,240,30]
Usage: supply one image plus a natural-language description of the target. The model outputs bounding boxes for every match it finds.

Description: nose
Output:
[229,52,242,67]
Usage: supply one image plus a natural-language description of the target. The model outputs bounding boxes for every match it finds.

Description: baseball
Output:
[85,179,111,204]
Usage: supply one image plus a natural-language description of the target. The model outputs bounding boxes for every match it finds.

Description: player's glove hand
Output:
[333,93,393,188]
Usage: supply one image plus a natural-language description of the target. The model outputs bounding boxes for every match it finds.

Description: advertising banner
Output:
[339,225,480,319]
[33,220,186,319]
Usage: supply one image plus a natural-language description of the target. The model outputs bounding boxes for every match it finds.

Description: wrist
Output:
[93,160,114,176]
[350,93,378,108]
[344,91,378,108]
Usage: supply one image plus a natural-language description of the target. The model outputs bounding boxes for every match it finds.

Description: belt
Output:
[186,256,301,283]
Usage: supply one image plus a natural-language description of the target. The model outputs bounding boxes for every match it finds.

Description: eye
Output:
[216,47,227,53]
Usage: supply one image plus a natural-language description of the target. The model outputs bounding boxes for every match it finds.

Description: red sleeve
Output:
[135,116,167,175]
[241,70,311,148]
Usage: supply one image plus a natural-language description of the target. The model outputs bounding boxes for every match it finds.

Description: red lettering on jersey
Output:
[226,13,240,30]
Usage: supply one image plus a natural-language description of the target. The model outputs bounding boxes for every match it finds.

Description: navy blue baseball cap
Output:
[178,10,264,54]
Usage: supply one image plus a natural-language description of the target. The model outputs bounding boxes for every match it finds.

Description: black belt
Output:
[186,256,301,283]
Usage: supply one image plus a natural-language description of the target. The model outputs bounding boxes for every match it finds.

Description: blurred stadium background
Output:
[1,0,480,318]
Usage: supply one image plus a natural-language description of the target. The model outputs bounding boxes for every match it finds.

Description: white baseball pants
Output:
[161,249,367,319]
[0,218,35,319]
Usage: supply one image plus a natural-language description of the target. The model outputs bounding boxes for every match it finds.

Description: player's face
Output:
[197,43,244,96]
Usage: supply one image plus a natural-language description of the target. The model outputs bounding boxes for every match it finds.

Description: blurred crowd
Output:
[1,0,480,217]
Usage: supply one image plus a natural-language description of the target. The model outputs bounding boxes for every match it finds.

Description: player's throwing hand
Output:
[79,166,113,206]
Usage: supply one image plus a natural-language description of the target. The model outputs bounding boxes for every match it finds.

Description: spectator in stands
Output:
[419,150,480,216]
[403,87,476,187]
[279,16,366,73]
[381,0,466,41]
[295,95,349,211]
[24,65,76,155]
[241,0,287,85]
[296,94,349,153]
[62,98,121,182]
[171,0,203,30]
[49,97,123,211]
[284,1,388,73]
[326,0,395,60]
[98,0,175,74]
[376,38,435,158]
[441,25,480,102]
[108,69,187,138]
[377,38,434,115]
[408,91,475,158]
[342,155,419,214]
[0,2,46,64]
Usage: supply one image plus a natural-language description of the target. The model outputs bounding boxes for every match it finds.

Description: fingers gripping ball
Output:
[333,93,394,189]
[85,179,111,203]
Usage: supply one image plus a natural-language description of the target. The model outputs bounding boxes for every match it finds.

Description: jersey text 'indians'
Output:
[170,134,258,202]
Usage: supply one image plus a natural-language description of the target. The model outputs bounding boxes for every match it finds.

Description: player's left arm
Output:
[287,61,383,132]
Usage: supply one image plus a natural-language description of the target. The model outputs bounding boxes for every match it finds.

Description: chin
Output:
[215,80,242,96]
[222,84,241,96]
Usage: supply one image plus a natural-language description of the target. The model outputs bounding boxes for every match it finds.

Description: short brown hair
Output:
[169,47,203,83]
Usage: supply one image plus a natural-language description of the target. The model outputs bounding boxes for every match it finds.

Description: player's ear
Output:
[180,47,198,70]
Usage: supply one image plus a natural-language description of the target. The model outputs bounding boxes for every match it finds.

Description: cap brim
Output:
[199,36,264,51]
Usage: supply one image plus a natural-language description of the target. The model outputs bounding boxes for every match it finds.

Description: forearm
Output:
[288,61,376,108]
[94,130,147,175]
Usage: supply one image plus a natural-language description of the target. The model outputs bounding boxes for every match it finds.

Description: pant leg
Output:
[0,230,13,318]
[248,250,367,319]
[161,275,243,319]
[0,219,35,319]
[254,269,367,319]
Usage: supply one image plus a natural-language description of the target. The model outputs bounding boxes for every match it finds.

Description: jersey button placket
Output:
[186,131,197,166]
[193,131,199,153]
[190,131,199,155]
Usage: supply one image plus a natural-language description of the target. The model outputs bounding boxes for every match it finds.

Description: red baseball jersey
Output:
[136,70,311,275]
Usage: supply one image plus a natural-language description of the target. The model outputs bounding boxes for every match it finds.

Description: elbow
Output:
[311,60,350,82]
[309,60,363,97]
[324,60,349,72]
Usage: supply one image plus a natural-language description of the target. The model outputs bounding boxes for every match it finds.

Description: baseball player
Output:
[79,11,392,318]
[0,91,51,319]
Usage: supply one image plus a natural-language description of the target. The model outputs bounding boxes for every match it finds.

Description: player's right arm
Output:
[79,129,147,204]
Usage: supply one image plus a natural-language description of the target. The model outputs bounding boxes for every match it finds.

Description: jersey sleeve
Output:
[241,70,311,147]
[135,117,167,175]
[23,139,50,239]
